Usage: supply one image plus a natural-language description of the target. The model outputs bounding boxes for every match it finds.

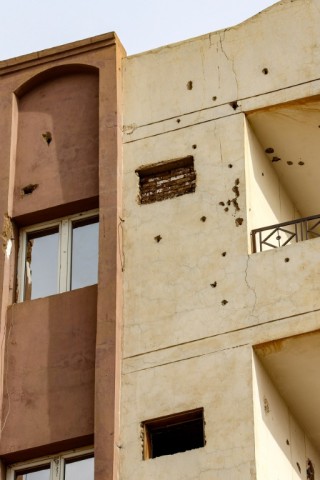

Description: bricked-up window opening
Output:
[136,156,196,204]
[18,210,99,302]
[8,449,93,480]
[142,408,205,459]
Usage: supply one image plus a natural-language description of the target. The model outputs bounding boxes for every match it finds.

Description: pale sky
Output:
[0,0,278,60]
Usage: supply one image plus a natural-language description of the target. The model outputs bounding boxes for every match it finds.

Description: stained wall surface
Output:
[14,69,99,220]
[120,0,320,479]
[0,33,125,480]
[2,286,97,458]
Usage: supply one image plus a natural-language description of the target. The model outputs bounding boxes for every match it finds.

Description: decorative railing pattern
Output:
[251,213,320,253]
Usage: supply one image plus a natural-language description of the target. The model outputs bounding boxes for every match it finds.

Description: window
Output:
[18,211,99,301]
[141,408,205,459]
[7,449,94,480]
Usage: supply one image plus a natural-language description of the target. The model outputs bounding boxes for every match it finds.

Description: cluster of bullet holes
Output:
[263,397,270,414]
[264,147,305,166]
[218,177,243,227]
[285,441,314,478]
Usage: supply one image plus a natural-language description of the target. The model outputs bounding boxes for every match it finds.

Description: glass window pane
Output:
[65,456,94,480]
[24,227,59,300]
[71,217,99,290]
[15,465,50,480]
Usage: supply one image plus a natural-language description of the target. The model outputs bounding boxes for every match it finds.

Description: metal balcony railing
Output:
[251,213,320,253]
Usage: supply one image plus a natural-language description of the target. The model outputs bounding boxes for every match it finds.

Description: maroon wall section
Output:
[0,33,125,480]
[1,286,97,457]
[14,70,99,220]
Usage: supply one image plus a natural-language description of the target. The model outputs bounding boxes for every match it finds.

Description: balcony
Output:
[251,213,320,253]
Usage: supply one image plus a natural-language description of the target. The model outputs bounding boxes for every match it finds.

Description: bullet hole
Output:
[219,201,225,206]
[230,101,239,110]
[21,184,38,196]
[296,463,301,473]
[286,439,290,445]
[187,80,193,90]
[262,172,265,176]
[154,235,162,243]
[272,156,281,162]
[176,118,181,123]
[200,216,207,222]
[222,251,227,257]
[284,257,290,262]
[227,200,231,206]
[235,178,240,186]
[307,459,315,480]
[221,299,228,306]
[212,96,217,101]
[298,161,304,165]
[231,199,239,211]
[262,67,269,75]
[235,217,243,227]
[192,144,197,149]
[42,131,52,145]
[210,282,217,288]
[228,164,233,168]
[265,147,274,154]
[264,397,270,414]
[224,207,229,212]
[287,161,293,165]
[232,186,239,197]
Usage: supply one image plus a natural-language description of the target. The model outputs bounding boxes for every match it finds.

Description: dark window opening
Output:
[142,408,205,459]
[136,156,196,204]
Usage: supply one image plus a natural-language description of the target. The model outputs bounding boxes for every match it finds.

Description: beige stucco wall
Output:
[121,0,320,479]
[253,353,320,479]
[244,119,300,236]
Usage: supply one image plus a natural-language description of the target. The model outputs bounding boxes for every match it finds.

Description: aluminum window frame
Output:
[17,209,99,302]
[6,447,94,480]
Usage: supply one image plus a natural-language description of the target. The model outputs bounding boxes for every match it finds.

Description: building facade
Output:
[1,0,320,478]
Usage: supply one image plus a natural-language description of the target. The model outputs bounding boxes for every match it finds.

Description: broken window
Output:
[18,211,99,301]
[136,156,196,204]
[7,449,93,480]
[142,408,205,459]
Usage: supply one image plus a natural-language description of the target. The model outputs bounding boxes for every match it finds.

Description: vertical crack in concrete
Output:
[244,255,257,319]
[219,30,239,97]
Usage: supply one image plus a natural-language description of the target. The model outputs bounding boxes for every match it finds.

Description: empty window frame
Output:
[7,449,94,480]
[136,156,196,204]
[142,408,205,459]
[18,211,99,302]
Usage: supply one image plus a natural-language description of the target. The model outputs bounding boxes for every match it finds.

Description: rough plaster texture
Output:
[1,287,97,456]
[0,33,125,480]
[121,1,320,479]
[14,70,99,219]
[0,0,320,479]
[253,353,320,479]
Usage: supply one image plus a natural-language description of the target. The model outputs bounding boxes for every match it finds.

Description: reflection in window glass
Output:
[65,456,94,480]
[24,227,59,301]
[71,218,99,290]
[15,465,51,480]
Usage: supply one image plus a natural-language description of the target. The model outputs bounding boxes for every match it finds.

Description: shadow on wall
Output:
[252,351,319,480]
[13,64,99,220]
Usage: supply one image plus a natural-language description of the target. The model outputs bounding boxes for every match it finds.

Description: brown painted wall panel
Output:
[0,285,97,456]
[13,70,99,219]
